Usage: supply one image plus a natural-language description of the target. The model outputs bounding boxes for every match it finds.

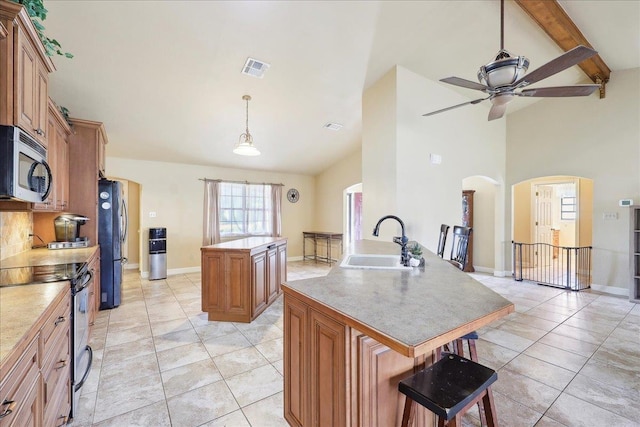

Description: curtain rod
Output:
[199,178,284,187]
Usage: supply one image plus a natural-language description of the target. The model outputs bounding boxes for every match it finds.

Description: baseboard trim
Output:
[124,263,139,270]
[288,256,304,261]
[590,283,628,297]
[140,266,201,279]
[472,266,493,275]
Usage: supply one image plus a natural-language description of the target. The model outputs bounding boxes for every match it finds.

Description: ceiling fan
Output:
[423,0,601,121]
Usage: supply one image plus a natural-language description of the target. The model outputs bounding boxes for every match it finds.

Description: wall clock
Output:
[287,188,300,203]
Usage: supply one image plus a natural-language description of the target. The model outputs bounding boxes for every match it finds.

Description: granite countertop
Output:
[202,237,287,251]
[283,240,514,357]
[0,281,69,365]
[0,246,98,269]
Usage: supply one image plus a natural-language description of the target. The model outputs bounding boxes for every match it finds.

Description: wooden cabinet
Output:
[630,206,640,303]
[283,293,432,427]
[33,100,71,212]
[461,190,475,272]
[87,249,101,334]
[0,1,55,146]
[0,286,70,427]
[67,118,109,245]
[0,337,40,427]
[201,237,287,323]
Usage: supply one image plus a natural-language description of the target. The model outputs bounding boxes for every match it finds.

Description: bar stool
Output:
[399,353,499,427]
[437,224,450,258]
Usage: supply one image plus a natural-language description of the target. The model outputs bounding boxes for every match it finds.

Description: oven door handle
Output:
[74,345,93,392]
[75,270,94,293]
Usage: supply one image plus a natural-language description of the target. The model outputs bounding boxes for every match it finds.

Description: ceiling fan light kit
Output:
[423,0,601,121]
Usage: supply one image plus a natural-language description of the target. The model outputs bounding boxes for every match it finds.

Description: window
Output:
[561,196,576,220]
[219,182,273,237]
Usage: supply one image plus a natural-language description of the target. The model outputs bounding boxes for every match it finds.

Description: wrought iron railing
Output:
[512,241,592,291]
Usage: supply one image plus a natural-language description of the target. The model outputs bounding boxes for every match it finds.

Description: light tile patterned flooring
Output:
[69,261,639,427]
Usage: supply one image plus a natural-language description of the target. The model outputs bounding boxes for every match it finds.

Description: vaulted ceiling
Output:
[43,1,639,175]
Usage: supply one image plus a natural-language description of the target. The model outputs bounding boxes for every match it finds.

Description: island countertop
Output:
[282,239,514,357]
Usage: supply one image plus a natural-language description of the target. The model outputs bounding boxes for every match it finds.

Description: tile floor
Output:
[69,261,639,427]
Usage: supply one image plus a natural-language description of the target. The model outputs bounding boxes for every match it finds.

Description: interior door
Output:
[534,185,554,266]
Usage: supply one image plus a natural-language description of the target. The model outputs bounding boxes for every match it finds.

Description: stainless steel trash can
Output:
[149,227,167,280]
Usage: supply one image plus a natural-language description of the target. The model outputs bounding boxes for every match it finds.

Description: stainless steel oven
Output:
[71,265,93,418]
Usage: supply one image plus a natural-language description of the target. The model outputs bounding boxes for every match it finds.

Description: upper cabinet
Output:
[33,99,71,212]
[0,1,56,146]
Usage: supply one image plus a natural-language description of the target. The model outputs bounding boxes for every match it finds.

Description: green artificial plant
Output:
[10,0,72,58]
[409,242,422,257]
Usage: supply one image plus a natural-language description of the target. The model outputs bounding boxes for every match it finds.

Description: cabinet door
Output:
[277,243,287,292]
[32,115,56,210]
[16,29,37,141]
[35,65,48,145]
[225,252,250,317]
[309,309,347,427]
[251,251,268,316]
[56,129,69,211]
[356,335,430,427]
[0,337,41,427]
[283,296,308,427]
[266,247,278,304]
[201,252,224,313]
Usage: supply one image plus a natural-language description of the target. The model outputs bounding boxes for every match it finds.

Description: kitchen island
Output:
[282,240,514,427]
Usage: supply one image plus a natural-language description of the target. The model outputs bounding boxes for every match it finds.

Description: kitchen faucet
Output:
[372,215,410,266]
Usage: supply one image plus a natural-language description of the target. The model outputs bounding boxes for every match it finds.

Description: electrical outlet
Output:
[602,212,618,220]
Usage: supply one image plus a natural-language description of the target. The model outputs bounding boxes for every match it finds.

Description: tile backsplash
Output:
[0,212,33,261]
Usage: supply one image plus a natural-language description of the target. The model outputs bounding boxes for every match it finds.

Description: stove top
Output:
[0,263,87,287]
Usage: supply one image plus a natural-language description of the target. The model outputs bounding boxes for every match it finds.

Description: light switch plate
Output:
[149,211,157,218]
[602,212,618,220]
[430,153,442,164]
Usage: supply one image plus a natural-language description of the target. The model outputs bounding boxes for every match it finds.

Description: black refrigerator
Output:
[98,179,127,309]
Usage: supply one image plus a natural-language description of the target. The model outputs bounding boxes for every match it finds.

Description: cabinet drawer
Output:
[0,337,39,427]
[40,289,70,365]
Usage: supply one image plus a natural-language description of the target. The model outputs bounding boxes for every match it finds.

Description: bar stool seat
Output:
[399,353,499,427]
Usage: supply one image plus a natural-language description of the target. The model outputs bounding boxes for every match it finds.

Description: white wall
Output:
[314,148,362,233]
[506,68,640,292]
[363,66,506,264]
[106,157,316,273]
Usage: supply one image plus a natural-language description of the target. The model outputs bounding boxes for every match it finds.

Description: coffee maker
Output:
[48,214,90,249]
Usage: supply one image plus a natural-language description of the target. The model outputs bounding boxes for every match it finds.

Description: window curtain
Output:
[203,180,220,245]
[271,185,282,237]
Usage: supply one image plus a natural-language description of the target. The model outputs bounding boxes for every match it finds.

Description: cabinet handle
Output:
[89,321,95,327]
[0,400,16,419]
[54,316,66,326]
[56,415,69,426]
[267,244,276,249]
[55,358,68,370]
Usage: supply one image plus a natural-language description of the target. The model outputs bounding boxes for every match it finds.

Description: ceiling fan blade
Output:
[440,77,489,92]
[513,45,598,87]
[423,97,489,117]
[517,84,600,97]
[488,103,507,121]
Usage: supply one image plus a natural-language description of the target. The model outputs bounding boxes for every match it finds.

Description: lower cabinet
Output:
[87,249,100,334]
[201,238,287,323]
[283,293,431,427]
[0,287,71,427]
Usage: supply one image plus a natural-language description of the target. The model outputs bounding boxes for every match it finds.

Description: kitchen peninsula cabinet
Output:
[283,240,514,427]
[0,1,55,146]
[201,237,287,323]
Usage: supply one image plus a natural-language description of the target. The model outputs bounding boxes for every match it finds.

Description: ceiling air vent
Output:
[323,123,343,131]
[242,57,270,78]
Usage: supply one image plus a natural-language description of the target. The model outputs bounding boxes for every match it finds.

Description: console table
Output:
[302,231,343,264]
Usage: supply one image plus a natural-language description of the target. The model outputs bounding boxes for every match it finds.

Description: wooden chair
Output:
[437,224,450,258]
[448,226,472,271]
[399,353,499,427]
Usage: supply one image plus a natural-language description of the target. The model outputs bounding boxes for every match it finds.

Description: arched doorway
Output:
[512,175,593,289]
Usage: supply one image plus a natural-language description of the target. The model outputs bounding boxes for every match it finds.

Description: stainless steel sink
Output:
[340,254,412,270]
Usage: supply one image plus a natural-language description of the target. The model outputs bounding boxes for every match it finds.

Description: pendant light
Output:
[233,95,260,156]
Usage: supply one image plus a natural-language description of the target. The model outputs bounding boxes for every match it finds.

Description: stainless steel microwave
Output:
[0,125,52,203]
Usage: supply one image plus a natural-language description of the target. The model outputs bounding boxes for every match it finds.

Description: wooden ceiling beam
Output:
[514,0,610,98]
